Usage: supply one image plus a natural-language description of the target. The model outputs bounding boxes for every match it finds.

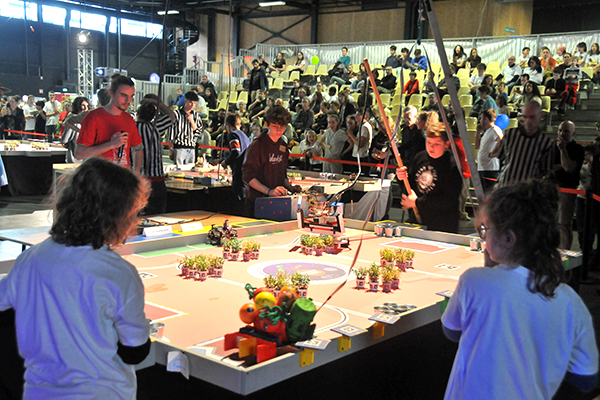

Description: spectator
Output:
[291,51,306,73]
[43,90,61,142]
[480,74,496,99]
[248,90,267,120]
[312,101,330,133]
[466,48,481,74]
[441,178,598,400]
[251,97,275,122]
[587,43,600,84]
[236,100,248,121]
[555,45,567,63]
[269,52,287,73]
[508,74,529,106]
[540,46,557,75]
[398,47,415,71]
[289,79,301,100]
[548,121,585,249]
[496,82,508,102]
[451,45,467,70]
[518,46,531,68]
[520,81,542,113]
[328,86,338,103]
[22,95,36,139]
[437,64,461,97]
[299,129,322,171]
[356,84,373,109]
[495,55,522,93]
[338,90,356,129]
[398,106,424,169]
[310,91,324,114]
[573,42,588,67]
[524,56,545,85]
[385,45,401,69]
[347,107,373,172]
[422,71,436,94]
[201,75,216,95]
[320,113,348,174]
[576,144,596,255]
[376,66,397,94]
[421,92,448,121]
[468,63,487,94]
[545,67,569,114]
[1,95,25,139]
[403,71,420,100]
[475,109,503,192]
[204,87,217,110]
[292,97,314,135]
[471,85,498,118]
[495,94,509,116]
[62,96,90,163]
[338,46,351,68]
[411,49,428,71]
[221,114,252,212]
[248,59,269,103]
[33,100,46,135]
[173,87,185,107]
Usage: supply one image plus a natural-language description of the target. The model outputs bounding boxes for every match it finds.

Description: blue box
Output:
[255,196,294,221]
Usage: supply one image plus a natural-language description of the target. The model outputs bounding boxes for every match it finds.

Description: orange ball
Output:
[277,285,298,309]
[239,303,258,324]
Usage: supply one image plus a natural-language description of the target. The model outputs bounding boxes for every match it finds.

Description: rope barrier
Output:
[5,129,60,139]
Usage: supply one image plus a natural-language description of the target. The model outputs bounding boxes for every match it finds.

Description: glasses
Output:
[477,223,488,240]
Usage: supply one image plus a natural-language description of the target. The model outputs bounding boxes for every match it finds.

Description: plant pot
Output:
[356,278,365,289]
[252,251,260,260]
[391,279,400,290]
[305,246,313,256]
[297,287,308,298]
[197,270,208,281]
[315,248,323,256]
[396,261,406,272]
[223,250,230,259]
[382,282,391,293]
[406,259,414,269]
[243,253,251,262]
[181,266,189,276]
[369,281,379,292]
[230,252,239,261]
[326,246,335,254]
[187,268,196,278]
[214,268,223,278]
[380,259,388,267]
[273,289,280,298]
[301,245,306,254]
[208,267,214,275]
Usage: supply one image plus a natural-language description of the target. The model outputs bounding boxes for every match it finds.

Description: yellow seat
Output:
[390,104,402,118]
[456,68,469,79]
[391,94,405,106]
[441,94,451,107]
[279,70,290,82]
[316,64,328,77]
[218,91,228,101]
[380,93,391,107]
[270,70,279,79]
[291,145,301,154]
[466,117,478,130]
[237,91,248,105]
[463,105,473,117]
[286,70,300,84]
[487,61,500,70]
[457,87,470,97]
[228,91,238,104]
[507,118,518,129]
[304,65,316,77]
[581,67,593,82]
[430,62,441,76]
[270,77,284,92]
[459,94,473,108]
[459,76,470,88]
[407,94,424,108]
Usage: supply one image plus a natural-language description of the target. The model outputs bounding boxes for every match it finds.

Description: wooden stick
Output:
[363,59,422,223]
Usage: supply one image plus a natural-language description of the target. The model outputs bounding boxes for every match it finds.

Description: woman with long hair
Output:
[292,51,306,73]
[451,45,467,70]
[523,56,545,84]
[61,96,90,163]
[442,179,598,399]
[466,48,481,74]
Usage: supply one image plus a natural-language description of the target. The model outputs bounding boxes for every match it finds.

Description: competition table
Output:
[1,142,67,196]
[0,211,584,396]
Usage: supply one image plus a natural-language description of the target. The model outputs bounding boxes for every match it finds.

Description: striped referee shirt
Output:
[137,114,174,178]
[497,126,554,185]
[166,107,203,148]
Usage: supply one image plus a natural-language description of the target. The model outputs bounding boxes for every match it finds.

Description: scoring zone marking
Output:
[247,259,352,285]
[379,238,458,254]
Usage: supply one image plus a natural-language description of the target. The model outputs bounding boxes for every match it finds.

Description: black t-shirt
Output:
[249,100,267,119]
[398,124,425,168]
[550,140,585,188]
[250,68,262,91]
[545,78,566,94]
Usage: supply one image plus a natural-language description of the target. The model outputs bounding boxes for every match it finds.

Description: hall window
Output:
[42,5,66,26]
[0,0,38,21]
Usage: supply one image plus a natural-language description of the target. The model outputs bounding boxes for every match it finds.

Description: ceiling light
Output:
[78,31,89,44]
[157,10,180,15]
[259,1,286,6]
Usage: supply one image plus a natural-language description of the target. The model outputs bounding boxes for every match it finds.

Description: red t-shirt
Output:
[77,108,142,169]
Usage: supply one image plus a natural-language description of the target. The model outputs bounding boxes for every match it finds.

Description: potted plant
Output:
[213,256,225,278]
[305,235,315,256]
[395,248,406,272]
[263,274,277,293]
[322,234,335,254]
[380,248,395,267]
[292,272,310,297]
[251,240,261,260]
[354,266,368,289]
[405,250,415,269]
[207,254,215,275]
[368,263,380,292]
[381,267,394,293]
[274,271,289,297]
[314,237,325,256]
[229,238,241,261]
[179,255,195,276]
[242,240,253,262]
[195,254,209,281]
[391,267,401,290]
[300,234,310,254]
[222,239,231,259]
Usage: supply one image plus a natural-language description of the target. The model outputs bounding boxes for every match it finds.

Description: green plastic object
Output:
[286,297,317,342]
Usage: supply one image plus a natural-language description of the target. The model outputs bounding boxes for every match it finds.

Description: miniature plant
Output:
[314,237,325,249]
[212,256,225,269]
[321,234,334,246]
[195,254,209,271]
[394,248,405,262]
[222,239,231,250]
[300,234,310,247]
[229,238,242,253]
[179,255,196,270]
[305,235,316,247]
[404,250,415,260]
[355,266,368,280]
[274,271,290,290]
[368,263,380,282]
[291,272,310,288]
[380,248,395,262]
[242,239,254,254]
[252,241,261,252]
[381,267,395,283]
[263,274,277,289]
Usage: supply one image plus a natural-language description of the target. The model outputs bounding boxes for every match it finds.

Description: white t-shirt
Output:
[523,67,545,84]
[195,96,207,115]
[501,64,522,83]
[0,237,149,400]
[587,54,600,67]
[22,103,36,131]
[469,73,485,86]
[352,121,372,158]
[442,265,598,400]
[43,99,61,126]
[477,125,503,171]
[574,51,589,67]
[299,139,322,165]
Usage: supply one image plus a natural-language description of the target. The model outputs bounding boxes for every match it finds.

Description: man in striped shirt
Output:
[492,101,554,185]
[136,94,176,215]
[166,91,203,168]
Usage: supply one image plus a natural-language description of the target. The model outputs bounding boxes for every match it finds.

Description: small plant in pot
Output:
[178,255,195,277]
[395,248,406,272]
[354,266,368,289]
[251,240,261,260]
[300,234,310,253]
[263,274,276,293]
[368,263,380,292]
[314,237,325,256]
[212,256,225,278]
[322,234,335,254]
[404,250,415,269]
[273,271,290,297]
[391,267,401,290]
[305,235,316,255]
[229,238,241,261]
[381,267,394,293]
[380,248,395,267]
[291,272,310,297]
[242,240,253,262]
[222,239,231,259]
[195,254,209,281]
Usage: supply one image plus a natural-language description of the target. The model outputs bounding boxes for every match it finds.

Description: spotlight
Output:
[259,1,285,6]
[78,31,89,44]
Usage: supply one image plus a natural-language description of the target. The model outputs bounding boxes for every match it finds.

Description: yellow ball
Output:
[254,291,276,310]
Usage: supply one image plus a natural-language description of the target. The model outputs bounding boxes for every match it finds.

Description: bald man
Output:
[492,101,554,185]
[549,121,585,249]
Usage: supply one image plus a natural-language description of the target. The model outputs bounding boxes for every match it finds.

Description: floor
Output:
[0,192,599,399]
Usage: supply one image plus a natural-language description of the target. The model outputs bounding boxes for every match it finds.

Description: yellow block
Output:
[299,348,315,367]
[372,322,385,339]
[338,335,351,352]
[239,337,257,358]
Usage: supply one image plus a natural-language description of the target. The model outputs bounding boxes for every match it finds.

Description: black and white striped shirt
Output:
[166,108,203,148]
[137,114,174,178]
[497,126,554,186]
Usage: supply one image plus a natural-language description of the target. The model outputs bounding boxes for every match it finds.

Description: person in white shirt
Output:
[523,56,545,85]
[495,55,522,93]
[475,109,503,192]
[468,63,487,94]
[22,95,37,139]
[347,107,372,170]
[573,42,589,67]
[43,90,61,143]
[517,46,531,68]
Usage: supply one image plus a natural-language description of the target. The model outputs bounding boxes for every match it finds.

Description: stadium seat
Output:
[228,91,238,104]
[379,93,391,107]
[237,91,248,105]
[507,118,518,129]
[487,61,500,70]
[459,76,470,88]
[456,68,469,79]
[459,94,473,108]
[218,91,228,101]
[304,65,316,77]
[441,94,451,107]
[279,70,290,82]
[457,87,470,97]
[270,70,280,79]
[316,64,328,78]
[407,94,424,108]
